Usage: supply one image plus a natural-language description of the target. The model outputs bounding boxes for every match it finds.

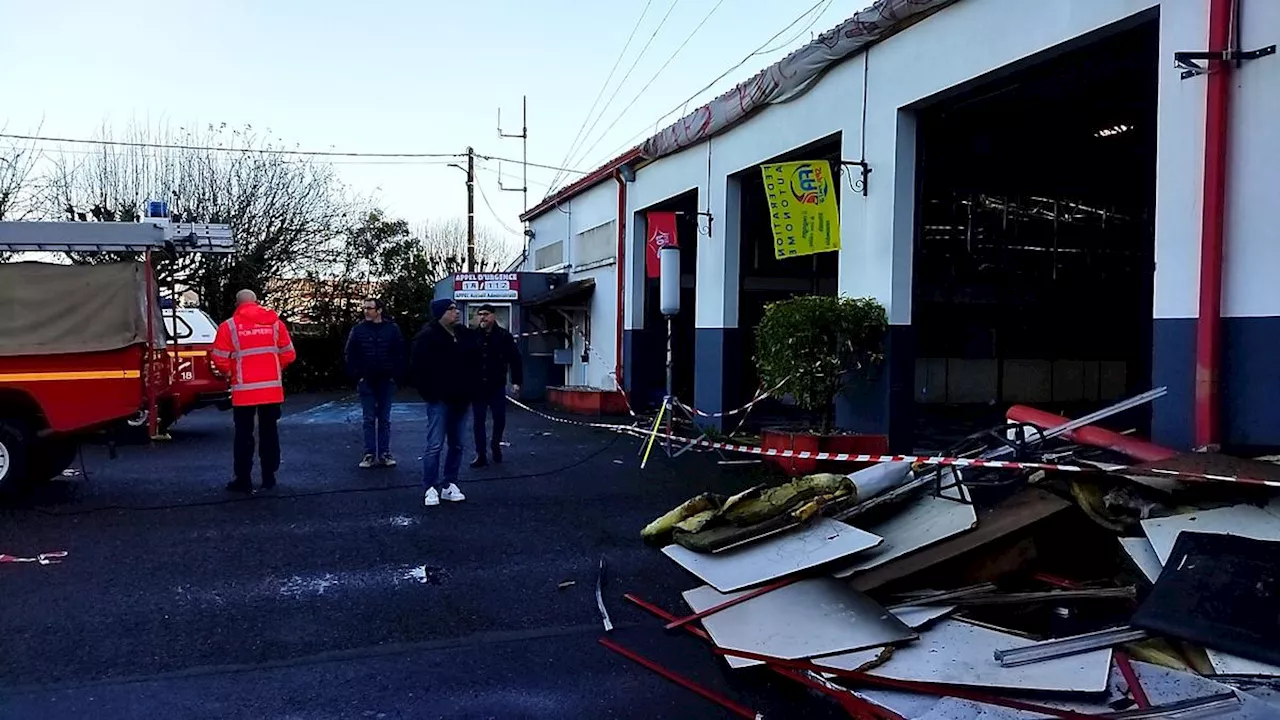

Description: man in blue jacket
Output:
[409,297,477,507]
[345,297,406,469]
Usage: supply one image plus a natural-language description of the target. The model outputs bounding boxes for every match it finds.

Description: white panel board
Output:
[661,517,882,593]
[1141,501,1280,565]
[831,480,976,579]
[815,619,1112,693]
[1118,536,1163,583]
[682,578,914,669]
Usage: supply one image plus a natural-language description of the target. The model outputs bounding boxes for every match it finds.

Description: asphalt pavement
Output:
[0,394,846,720]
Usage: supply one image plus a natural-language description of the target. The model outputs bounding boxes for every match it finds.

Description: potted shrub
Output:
[754,295,888,476]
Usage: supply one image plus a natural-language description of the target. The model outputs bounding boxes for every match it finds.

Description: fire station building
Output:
[517,0,1280,452]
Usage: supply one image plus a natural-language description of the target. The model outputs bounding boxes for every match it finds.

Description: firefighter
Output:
[212,289,297,493]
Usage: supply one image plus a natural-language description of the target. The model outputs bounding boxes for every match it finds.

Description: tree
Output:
[40,121,363,320]
[0,126,42,262]
[374,217,516,337]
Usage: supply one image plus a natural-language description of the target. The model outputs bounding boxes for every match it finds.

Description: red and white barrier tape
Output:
[1,551,67,565]
[675,379,788,419]
[506,397,1280,488]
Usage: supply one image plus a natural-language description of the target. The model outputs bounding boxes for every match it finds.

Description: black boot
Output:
[226,479,253,494]
[469,455,488,469]
[491,444,503,463]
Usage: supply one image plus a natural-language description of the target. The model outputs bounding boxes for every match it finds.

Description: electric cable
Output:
[27,433,623,517]
[567,0,728,171]
[0,133,589,174]
[548,0,658,191]
[586,0,833,168]
[475,176,523,237]
[565,0,685,172]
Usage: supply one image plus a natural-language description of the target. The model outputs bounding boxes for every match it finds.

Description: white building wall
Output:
[543,0,1280,438]
[524,179,621,390]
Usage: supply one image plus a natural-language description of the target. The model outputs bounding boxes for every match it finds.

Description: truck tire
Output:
[0,420,30,490]
[28,439,79,482]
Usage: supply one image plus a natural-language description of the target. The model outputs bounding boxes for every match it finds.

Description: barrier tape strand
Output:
[505,397,1280,488]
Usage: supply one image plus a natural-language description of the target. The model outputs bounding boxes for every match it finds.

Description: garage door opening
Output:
[911,17,1159,447]
[736,134,843,421]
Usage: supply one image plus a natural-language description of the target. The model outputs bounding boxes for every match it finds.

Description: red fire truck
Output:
[0,217,234,488]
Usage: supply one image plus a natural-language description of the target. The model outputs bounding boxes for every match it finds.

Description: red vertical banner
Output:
[645,211,678,279]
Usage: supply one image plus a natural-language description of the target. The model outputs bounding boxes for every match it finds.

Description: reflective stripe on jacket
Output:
[211,303,297,406]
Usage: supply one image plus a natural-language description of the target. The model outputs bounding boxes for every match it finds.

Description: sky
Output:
[0,0,854,258]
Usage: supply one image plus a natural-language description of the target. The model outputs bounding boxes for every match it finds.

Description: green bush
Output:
[754,295,887,433]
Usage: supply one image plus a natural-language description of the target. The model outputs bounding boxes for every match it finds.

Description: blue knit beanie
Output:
[431,298,454,320]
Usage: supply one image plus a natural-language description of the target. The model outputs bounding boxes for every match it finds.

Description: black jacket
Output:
[344,320,406,385]
[409,321,478,405]
[476,325,523,390]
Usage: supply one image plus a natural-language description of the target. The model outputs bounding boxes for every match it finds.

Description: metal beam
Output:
[0,221,234,253]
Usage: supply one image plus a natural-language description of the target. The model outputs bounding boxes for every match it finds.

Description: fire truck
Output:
[0,213,234,488]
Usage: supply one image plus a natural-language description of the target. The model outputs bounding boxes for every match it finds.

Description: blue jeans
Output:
[358,380,395,457]
[422,401,467,490]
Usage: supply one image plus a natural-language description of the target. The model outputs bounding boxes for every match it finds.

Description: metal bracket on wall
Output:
[1174,45,1275,80]
[839,160,872,196]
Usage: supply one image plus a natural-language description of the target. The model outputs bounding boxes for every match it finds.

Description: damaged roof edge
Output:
[641,0,957,161]
[519,148,643,224]
[522,0,958,225]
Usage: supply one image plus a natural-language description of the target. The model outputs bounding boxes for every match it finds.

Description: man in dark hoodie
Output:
[409,297,476,507]
[469,304,523,468]
[345,297,405,469]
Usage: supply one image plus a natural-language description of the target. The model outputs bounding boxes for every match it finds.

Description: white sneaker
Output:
[359,454,375,469]
[423,488,440,507]
[441,483,466,502]
[380,454,397,468]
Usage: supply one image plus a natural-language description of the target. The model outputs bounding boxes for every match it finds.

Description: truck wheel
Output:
[0,420,30,489]
[29,439,79,481]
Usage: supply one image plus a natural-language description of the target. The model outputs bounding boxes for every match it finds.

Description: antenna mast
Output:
[497,95,529,214]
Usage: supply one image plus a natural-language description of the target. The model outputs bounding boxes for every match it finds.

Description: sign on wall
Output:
[645,211,679,279]
[760,160,841,259]
[454,272,520,300]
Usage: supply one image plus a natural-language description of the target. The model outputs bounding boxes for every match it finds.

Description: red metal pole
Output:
[614,171,627,391]
[1194,0,1235,448]
[664,576,798,630]
[598,637,761,720]
[144,249,159,439]
[1005,405,1177,463]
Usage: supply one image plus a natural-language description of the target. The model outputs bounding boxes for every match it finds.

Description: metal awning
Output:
[521,278,596,309]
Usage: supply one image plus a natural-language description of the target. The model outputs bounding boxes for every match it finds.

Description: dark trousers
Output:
[233,403,282,485]
[472,386,507,455]
[359,380,395,456]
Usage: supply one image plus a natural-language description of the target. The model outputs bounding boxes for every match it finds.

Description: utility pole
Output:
[497,95,529,213]
[466,146,476,273]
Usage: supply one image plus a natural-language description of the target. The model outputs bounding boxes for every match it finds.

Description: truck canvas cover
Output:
[0,261,165,357]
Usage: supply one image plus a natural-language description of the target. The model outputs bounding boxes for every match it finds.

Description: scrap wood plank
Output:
[846,488,1071,592]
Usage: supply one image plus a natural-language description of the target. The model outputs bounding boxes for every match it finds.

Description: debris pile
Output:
[611,388,1280,718]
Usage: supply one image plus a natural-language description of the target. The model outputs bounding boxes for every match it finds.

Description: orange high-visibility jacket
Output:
[211,303,297,407]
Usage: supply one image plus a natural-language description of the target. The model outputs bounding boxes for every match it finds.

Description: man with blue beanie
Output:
[408,297,477,506]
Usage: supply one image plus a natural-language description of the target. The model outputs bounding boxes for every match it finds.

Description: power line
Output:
[549,0,658,191]
[568,0,728,173]
[0,133,590,174]
[753,0,832,55]
[566,0,685,172]
[584,0,833,169]
[475,175,523,237]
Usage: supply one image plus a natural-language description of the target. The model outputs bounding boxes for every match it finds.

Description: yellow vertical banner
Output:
[760,160,841,259]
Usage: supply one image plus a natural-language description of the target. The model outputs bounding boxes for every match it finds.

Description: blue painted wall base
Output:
[1153,316,1280,450]
[834,324,914,452]
[692,328,744,432]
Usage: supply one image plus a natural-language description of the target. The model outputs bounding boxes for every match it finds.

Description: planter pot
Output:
[760,427,890,477]
[547,386,630,417]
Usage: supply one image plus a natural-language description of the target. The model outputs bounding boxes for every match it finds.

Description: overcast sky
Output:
[1,0,852,253]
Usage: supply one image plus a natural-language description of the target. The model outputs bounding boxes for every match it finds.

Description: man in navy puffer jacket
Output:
[344,297,406,468]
